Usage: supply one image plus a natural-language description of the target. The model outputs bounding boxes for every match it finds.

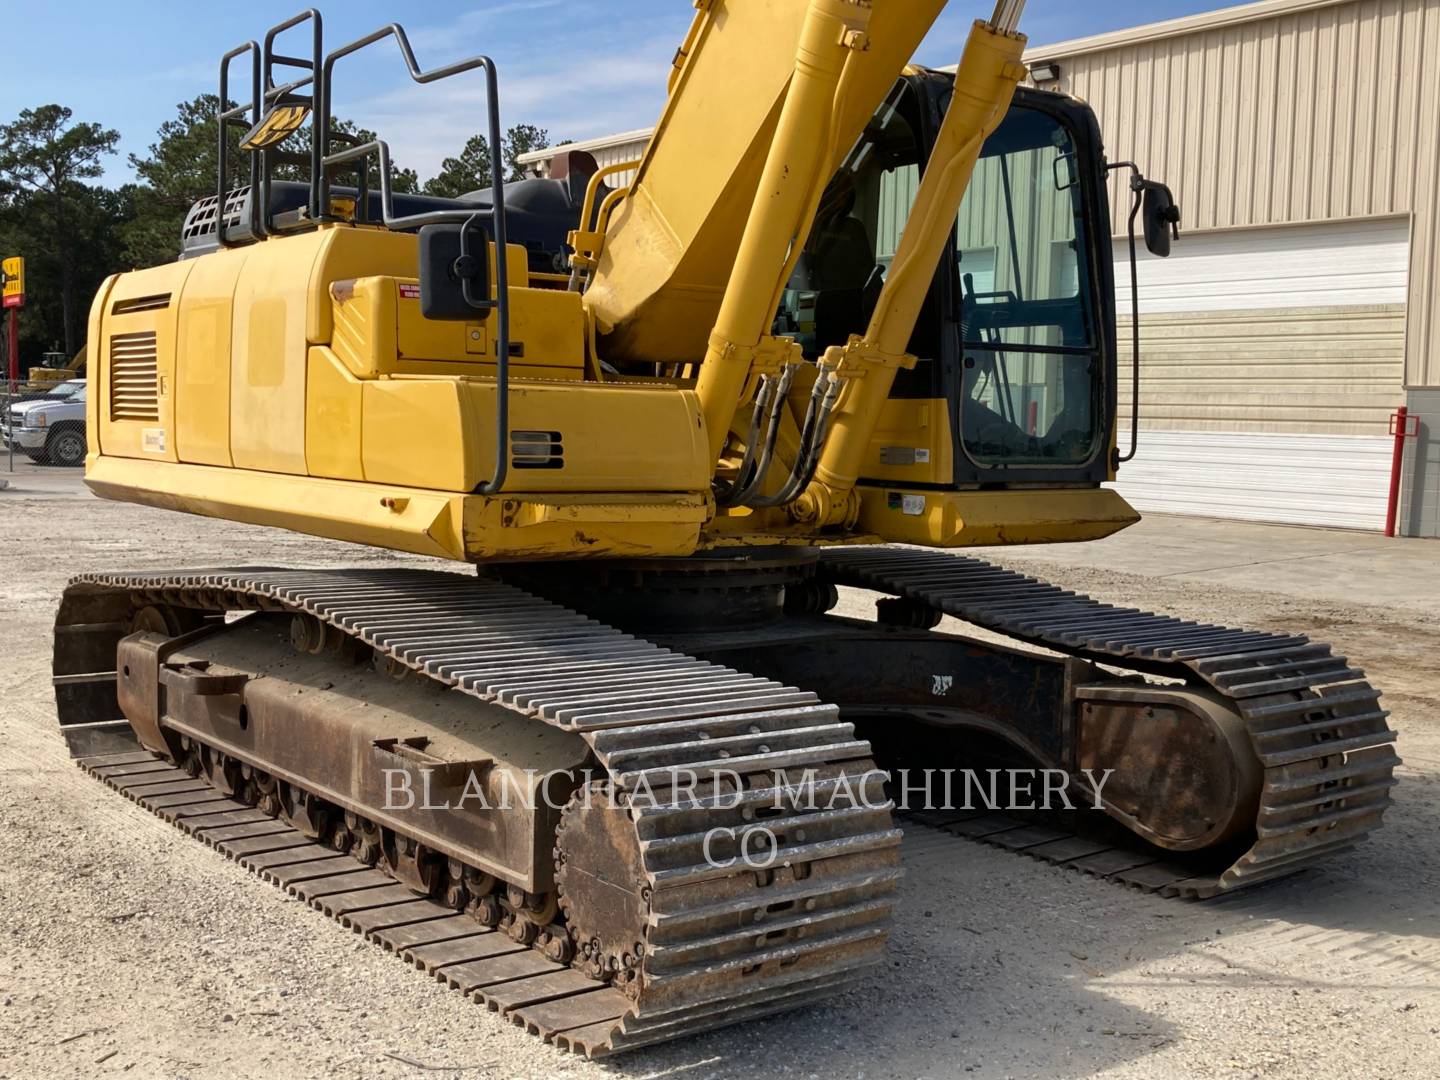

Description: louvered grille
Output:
[111,293,172,315]
[511,429,563,469]
[109,331,160,422]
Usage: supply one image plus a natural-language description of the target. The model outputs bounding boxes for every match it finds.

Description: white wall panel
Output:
[1122,218,1411,314]
[1111,431,1394,529]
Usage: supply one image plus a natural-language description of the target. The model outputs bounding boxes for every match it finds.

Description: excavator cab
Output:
[776,75,1121,512]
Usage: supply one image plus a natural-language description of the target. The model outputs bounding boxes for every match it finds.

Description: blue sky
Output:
[1,1,1225,186]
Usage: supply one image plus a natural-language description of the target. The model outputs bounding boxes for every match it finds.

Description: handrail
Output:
[217,41,262,247]
[213,14,514,496]
[1110,161,1144,465]
[261,10,323,227]
[577,159,640,237]
[567,159,640,291]
[316,23,511,496]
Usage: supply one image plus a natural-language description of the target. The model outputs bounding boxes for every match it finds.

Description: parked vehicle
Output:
[4,379,87,466]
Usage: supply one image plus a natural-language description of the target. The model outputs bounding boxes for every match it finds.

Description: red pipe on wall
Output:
[1385,406,1418,537]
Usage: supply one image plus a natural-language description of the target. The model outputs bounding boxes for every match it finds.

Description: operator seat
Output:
[802,186,877,350]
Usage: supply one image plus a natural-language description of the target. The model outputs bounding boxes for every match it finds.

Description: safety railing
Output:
[213,11,513,495]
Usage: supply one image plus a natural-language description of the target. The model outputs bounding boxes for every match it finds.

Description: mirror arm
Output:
[1108,162,1144,466]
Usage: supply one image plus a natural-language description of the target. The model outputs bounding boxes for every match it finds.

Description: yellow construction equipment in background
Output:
[54,0,1397,1058]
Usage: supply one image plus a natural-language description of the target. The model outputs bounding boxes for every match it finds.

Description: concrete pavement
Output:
[988,512,1439,616]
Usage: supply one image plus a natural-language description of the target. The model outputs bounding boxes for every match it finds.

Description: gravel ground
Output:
[1,471,1437,1079]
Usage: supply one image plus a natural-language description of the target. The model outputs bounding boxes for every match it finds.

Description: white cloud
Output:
[334,19,680,180]
[401,0,571,54]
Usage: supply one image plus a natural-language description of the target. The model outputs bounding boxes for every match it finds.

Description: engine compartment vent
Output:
[109,331,160,422]
[111,293,172,315]
[511,429,563,469]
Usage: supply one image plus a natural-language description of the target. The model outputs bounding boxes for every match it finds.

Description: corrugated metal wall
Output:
[1118,306,1407,433]
[587,142,647,191]
[1402,388,1440,535]
[1114,217,1409,434]
[1033,0,1440,387]
[1110,431,1394,528]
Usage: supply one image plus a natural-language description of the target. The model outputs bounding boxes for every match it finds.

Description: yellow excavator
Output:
[55,1,1397,1057]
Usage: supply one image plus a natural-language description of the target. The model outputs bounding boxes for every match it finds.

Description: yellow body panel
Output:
[863,398,956,487]
[86,455,708,563]
[305,346,365,481]
[358,376,708,494]
[97,261,195,464]
[229,237,319,473]
[331,274,584,379]
[227,227,418,474]
[84,275,116,456]
[856,487,1139,547]
[176,246,247,466]
[88,224,719,562]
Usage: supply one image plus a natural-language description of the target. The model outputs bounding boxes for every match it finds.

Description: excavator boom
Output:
[583,0,949,366]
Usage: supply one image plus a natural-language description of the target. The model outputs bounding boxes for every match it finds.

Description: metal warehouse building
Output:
[519,0,1440,536]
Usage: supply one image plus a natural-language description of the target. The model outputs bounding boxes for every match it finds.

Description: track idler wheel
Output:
[1076,685,1263,851]
[784,578,839,616]
[129,603,207,638]
[875,596,943,629]
[554,782,650,994]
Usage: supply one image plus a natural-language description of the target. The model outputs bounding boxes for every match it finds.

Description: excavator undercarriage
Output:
[54,548,1396,1054]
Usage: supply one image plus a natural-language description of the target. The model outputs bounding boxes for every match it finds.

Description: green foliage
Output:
[425,134,494,198]
[502,124,549,182]
[0,105,120,355]
[121,94,234,268]
[424,124,553,196]
[0,183,134,363]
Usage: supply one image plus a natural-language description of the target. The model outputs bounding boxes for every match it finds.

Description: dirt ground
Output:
[1,466,1437,1079]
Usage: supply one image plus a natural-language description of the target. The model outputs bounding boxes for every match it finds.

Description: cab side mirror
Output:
[1140,181,1180,258]
[418,221,492,320]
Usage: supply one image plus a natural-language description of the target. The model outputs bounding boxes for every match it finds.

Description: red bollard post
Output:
[1385,406,1419,537]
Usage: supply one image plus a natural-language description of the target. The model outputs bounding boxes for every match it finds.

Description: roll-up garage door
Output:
[1111,217,1409,530]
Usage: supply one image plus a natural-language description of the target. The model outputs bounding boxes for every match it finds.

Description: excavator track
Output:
[53,567,902,1058]
[817,547,1399,897]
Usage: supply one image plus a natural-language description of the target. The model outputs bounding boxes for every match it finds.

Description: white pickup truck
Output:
[3,379,88,466]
